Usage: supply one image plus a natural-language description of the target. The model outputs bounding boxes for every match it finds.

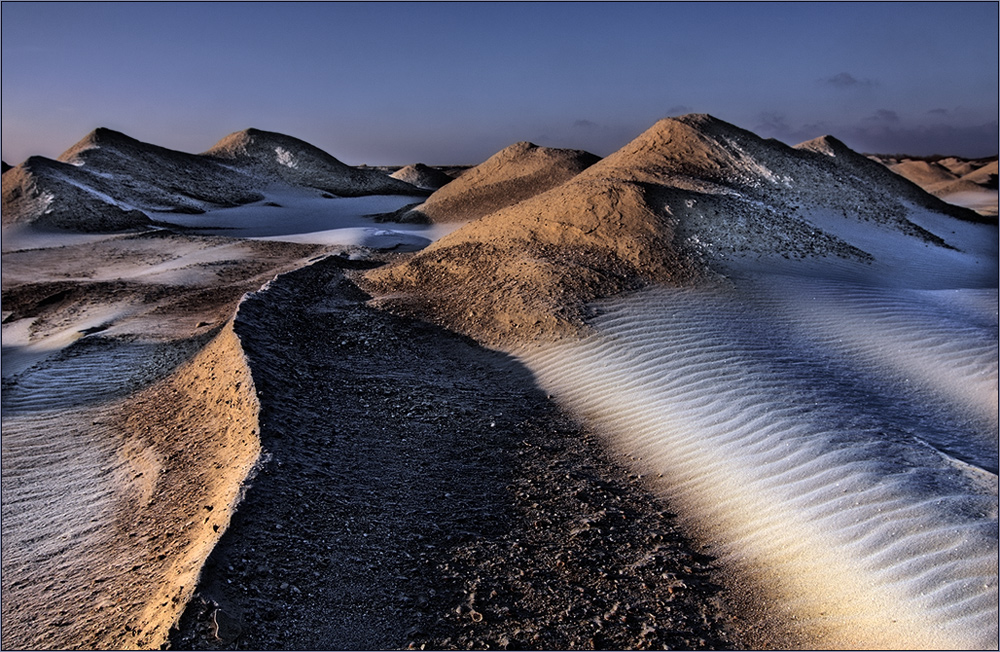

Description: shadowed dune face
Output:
[1,126,427,234]
[1,159,154,232]
[204,128,426,197]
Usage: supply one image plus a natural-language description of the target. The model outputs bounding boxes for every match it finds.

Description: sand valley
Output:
[2,116,996,650]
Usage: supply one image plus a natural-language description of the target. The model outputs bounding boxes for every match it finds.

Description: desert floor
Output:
[2,229,785,650]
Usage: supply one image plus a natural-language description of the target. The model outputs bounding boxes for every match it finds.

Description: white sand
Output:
[520,279,998,650]
[150,188,428,241]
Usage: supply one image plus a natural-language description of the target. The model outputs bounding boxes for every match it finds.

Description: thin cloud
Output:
[865,109,901,123]
[667,105,693,116]
[753,112,832,145]
[573,119,598,129]
[822,72,876,89]
[841,121,998,158]
[928,108,950,116]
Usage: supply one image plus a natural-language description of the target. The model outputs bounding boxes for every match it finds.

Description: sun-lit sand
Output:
[2,114,996,650]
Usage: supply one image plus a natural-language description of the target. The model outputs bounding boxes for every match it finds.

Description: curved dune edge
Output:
[1,323,261,650]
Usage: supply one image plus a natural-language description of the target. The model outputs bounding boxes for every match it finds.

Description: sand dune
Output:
[962,159,999,185]
[1,127,426,233]
[361,113,998,649]
[397,141,600,223]
[2,323,261,649]
[2,113,996,650]
[363,114,992,348]
[389,162,455,190]
[889,158,960,187]
[876,155,999,217]
[205,128,425,197]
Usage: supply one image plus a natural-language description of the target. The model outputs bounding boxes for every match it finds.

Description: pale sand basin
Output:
[941,188,999,217]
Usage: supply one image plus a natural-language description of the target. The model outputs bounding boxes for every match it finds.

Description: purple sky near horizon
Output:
[1,2,997,166]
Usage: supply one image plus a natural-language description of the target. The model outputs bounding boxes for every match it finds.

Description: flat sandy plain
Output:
[2,116,997,650]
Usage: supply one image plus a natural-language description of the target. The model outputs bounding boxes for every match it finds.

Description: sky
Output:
[1,2,997,166]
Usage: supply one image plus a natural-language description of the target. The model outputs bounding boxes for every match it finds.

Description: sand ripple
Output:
[521,281,998,650]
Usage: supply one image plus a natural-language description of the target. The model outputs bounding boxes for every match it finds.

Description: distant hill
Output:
[869,153,998,216]
[204,128,426,197]
[389,163,454,190]
[2,128,426,232]
[399,141,600,223]
[362,114,994,348]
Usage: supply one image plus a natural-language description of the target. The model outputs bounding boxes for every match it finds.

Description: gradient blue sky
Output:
[2,2,997,165]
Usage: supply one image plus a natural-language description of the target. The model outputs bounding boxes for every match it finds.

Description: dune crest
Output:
[205,128,425,197]
[401,141,600,223]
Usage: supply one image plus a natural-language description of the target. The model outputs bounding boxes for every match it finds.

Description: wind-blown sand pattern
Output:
[519,280,998,650]
[1,230,324,649]
[2,114,996,649]
[2,325,261,649]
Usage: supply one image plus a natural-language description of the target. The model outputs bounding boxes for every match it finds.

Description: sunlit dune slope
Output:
[1,323,260,650]
[400,141,600,223]
[1,232,324,650]
[362,113,994,348]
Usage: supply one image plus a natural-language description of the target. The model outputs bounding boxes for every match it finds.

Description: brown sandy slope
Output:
[938,157,979,177]
[402,141,600,223]
[2,324,260,650]
[878,156,997,197]
[361,114,984,349]
[961,159,999,187]
[1,233,324,649]
[888,159,958,187]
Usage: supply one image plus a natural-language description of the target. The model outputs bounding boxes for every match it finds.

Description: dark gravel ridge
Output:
[169,254,742,650]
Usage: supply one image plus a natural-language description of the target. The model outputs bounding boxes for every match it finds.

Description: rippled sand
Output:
[520,279,998,649]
